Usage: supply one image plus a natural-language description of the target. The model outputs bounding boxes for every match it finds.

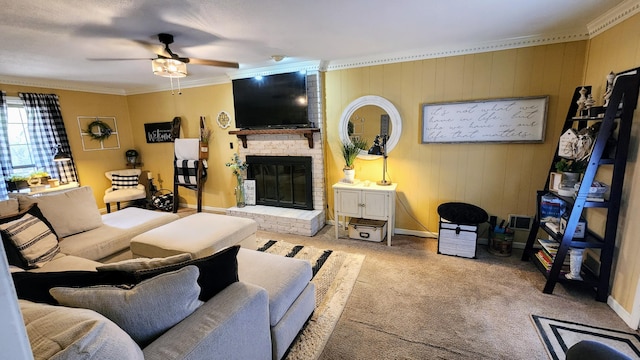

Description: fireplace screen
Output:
[246,156,313,210]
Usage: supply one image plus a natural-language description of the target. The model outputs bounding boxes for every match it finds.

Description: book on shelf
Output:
[538,238,558,255]
[536,238,570,266]
[535,250,570,273]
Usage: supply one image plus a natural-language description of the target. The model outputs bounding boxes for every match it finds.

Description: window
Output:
[5,97,37,176]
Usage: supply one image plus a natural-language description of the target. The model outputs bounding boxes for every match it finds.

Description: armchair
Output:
[103,169,146,213]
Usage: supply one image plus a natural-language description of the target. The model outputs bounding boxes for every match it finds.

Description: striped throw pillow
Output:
[0,212,59,268]
[111,174,139,190]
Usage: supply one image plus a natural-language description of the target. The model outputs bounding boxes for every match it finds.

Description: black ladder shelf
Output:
[521,67,640,302]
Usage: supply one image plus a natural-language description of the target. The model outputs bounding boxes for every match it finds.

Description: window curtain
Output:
[0,92,12,198]
[19,93,78,185]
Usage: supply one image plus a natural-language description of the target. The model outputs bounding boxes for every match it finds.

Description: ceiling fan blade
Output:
[188,58,239,69]
[88,58,154,61]
[133,40,169,57]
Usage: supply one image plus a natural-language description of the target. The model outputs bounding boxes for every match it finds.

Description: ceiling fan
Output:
[90,33,239,70]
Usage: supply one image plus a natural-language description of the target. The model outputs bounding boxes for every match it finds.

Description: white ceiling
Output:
[0,0,631,94]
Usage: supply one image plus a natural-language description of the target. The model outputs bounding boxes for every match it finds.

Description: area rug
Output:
[531,314,640,360]
[256,239,365,360]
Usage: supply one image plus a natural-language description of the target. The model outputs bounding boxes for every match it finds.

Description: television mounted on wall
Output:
[232,71,309,129]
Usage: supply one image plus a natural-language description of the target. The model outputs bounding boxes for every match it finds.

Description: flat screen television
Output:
[232,71,309,129]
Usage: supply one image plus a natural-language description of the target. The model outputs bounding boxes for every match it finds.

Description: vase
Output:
[559,172,581,196]
[566,248,584,280]
[235,177,246,208]
[343,168,355,183]
[199,142,209,160]
[561,172,581,187]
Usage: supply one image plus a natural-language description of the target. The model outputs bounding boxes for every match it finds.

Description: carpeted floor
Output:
[251,225,639,360]
[255,239,365,360]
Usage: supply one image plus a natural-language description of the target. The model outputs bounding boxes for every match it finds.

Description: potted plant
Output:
[554,158,587,190]
[30,171,50,185]
[5,175,30,191]
[341,138,368,183]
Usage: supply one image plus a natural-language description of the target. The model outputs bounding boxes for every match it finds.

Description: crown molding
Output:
[325,30,589,71]
[587,0,640,37]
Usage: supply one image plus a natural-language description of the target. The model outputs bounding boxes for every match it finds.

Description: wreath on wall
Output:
[85,120,113,141]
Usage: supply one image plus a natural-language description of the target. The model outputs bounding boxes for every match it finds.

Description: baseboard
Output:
[180,202,227,214]
[607,295,637,329]
[394,228,437,238]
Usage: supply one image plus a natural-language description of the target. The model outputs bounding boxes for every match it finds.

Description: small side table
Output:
[333,181,397,246]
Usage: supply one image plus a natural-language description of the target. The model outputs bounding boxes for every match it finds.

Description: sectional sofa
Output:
[1,186,315,360]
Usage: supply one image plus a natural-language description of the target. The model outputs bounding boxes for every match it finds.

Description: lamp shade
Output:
[53,145,71,162]
[152,58,187,78]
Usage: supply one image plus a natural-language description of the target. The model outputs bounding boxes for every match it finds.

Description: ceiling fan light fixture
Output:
[152,58,187,78]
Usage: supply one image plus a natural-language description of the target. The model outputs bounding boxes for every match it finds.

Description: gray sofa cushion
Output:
[50,265,203,346]
[143,282,272,360]
[0,198,19,216]
[237,248,313,326]
[17,186,103,238]
[58,207,179,261]
[20,299,144,360]
[96,253,192,272]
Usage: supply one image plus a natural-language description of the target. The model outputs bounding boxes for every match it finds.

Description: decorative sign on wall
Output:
[421,96,548,143]
[144,122,174,143]
[78,116,120,151]
[244,180,256,206]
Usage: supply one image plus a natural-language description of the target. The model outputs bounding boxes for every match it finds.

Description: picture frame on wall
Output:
[144,122,174,143]
[421,96,548,144]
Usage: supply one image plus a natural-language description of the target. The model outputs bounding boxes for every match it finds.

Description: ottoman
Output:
[130,213,258,259]
[238,248,315,360]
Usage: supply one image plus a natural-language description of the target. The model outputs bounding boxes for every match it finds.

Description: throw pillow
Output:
[0,204,59,268]
[12,269,138,305]
[20,300,144,360]
[134,245,240,302]
[50,265,204,347]
[111,174,140,190]
[96,253,193,272]
[16,186,103,238]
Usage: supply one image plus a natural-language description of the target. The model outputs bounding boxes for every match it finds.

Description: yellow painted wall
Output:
[325,42,587,237]
[4,16,638,319]
[126,84,239,209]
[0,84,132,206]
[582,13,640,315]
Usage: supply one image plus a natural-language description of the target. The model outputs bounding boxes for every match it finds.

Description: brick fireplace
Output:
[225,71,326,236]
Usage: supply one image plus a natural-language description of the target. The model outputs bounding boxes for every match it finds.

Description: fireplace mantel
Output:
[229,128,320,148]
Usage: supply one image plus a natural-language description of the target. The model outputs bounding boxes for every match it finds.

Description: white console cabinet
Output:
[333,182,397,246]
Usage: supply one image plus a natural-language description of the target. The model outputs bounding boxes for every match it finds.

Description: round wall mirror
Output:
[339,95,402,159]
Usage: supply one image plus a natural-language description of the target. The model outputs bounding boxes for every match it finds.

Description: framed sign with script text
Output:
[421,96,548,143]
[144,122,174,143]
[244,180,256,206]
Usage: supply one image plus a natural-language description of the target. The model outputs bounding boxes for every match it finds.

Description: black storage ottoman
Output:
[437,202,488,259]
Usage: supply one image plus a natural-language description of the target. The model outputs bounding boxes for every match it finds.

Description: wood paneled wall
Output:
[582,13,640,315]
[325,42,587,236]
